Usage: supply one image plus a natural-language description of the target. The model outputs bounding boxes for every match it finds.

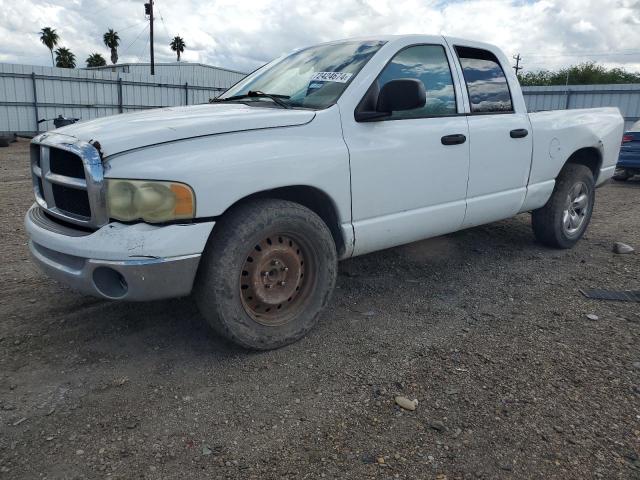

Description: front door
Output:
[342,43,470,256]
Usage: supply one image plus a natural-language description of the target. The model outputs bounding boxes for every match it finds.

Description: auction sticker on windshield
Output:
[310,72,353,83]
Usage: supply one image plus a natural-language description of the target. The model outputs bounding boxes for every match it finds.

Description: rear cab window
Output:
[455,46,513,114]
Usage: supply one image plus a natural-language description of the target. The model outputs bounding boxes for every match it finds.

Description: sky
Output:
[0,0,639,74]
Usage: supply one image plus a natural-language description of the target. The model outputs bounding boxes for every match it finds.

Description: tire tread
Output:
[194,199,337,350]
[531,163,594,249]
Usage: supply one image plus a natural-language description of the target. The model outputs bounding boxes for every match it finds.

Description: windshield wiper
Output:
[213,90,291,109]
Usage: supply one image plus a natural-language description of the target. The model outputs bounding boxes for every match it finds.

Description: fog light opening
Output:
[92,267,128,299]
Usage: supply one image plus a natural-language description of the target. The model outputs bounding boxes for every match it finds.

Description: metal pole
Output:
[512,54,522,75]
[564,70,570,110]
[31,72,40,132]
[118,77,123,113]
[149,0,155,75]
[185,82,188,105]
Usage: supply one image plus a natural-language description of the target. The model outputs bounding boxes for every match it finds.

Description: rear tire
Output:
[195,199,337,350]
[531,164,595,249]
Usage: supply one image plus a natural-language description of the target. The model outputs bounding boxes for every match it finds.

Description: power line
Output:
[118,20,148,33]
[119,23,149,58]
[133,32,150,63]
[155,3,171,39]
[520,50,640,58]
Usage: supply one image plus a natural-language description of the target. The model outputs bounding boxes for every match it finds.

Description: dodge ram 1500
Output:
[25,35,624,349]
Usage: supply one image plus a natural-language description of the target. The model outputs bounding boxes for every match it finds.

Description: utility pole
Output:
[513,54,523,75]
[145,1,155,75]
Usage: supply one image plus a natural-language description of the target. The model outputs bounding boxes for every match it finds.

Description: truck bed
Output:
[528,107,623,187]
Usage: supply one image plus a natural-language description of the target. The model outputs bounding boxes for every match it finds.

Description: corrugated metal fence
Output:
[88,62,247,87]
[522,84,640,130]
[0,63,245,135]
[2,65,639,136]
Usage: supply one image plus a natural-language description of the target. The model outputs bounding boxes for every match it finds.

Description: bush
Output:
[518,62,640,86]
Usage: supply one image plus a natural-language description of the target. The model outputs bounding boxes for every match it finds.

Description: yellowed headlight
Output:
[106,179,195,222]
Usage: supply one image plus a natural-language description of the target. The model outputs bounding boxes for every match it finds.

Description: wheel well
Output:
[223,186,346,256]
[564,147,602,181]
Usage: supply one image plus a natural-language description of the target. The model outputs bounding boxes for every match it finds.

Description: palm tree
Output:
[86,53,107,68]
[39,27,59,67]
[55,47,76,68]
[103,29,120,64]
[170,36,186,62]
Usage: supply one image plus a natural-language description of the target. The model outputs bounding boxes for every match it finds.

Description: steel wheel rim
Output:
[562,181,589,237]
[239,233,315,327]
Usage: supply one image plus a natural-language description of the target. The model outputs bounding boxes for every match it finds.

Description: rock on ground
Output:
[613,241,635,254]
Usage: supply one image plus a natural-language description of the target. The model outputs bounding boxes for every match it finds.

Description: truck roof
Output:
[310,34,504,57]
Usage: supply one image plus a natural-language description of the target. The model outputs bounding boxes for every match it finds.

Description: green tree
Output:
[170,36,186,61]
[86,53,107,68]
[103,29,120,65]
[55,47,76,68]
[39,27,59,67]
[518,62,640,86]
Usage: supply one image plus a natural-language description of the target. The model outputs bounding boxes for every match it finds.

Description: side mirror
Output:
[377,78,426,113]
[355,78,426,122]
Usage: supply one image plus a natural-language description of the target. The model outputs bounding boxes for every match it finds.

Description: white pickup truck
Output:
[25,35,623,349]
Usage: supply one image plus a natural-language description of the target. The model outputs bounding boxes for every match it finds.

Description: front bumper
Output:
[25,204,215,301]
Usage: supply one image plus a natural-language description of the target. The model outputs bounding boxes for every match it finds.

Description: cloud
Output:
[0,0,639,74]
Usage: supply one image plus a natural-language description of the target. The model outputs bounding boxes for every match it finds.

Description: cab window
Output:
[455,46,513,113]
[375,45,457,119]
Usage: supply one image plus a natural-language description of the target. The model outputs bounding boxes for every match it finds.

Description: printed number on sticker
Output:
[310,72,353,83]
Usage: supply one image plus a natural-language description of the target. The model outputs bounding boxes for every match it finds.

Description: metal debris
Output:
[580,289,640,302]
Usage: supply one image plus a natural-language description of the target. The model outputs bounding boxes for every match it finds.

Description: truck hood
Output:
[53,103,316,157]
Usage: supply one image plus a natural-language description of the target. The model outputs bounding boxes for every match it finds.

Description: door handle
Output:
[510,128,529,138]
[441,134,467,145]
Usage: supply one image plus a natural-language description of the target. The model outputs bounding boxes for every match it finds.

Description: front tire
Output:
[531,164,595,249]
[195,199,337,350]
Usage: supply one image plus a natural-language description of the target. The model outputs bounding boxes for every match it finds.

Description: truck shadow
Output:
[610,176,640,187]
[71,214,539,353]
[29,212,550,366]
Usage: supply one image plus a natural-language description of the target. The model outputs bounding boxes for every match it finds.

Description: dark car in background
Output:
[614,120,640,181]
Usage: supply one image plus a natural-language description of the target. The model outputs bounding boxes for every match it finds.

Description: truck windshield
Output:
[217,40,386,110]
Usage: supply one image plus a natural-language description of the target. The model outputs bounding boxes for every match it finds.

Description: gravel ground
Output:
[1,138,639,479]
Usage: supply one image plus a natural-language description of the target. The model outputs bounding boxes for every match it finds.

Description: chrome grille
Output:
[30,134,108,229]
[50,148,86,178]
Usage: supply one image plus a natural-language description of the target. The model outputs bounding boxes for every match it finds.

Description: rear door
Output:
[341,42,470,256]
[450,42,533,228]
